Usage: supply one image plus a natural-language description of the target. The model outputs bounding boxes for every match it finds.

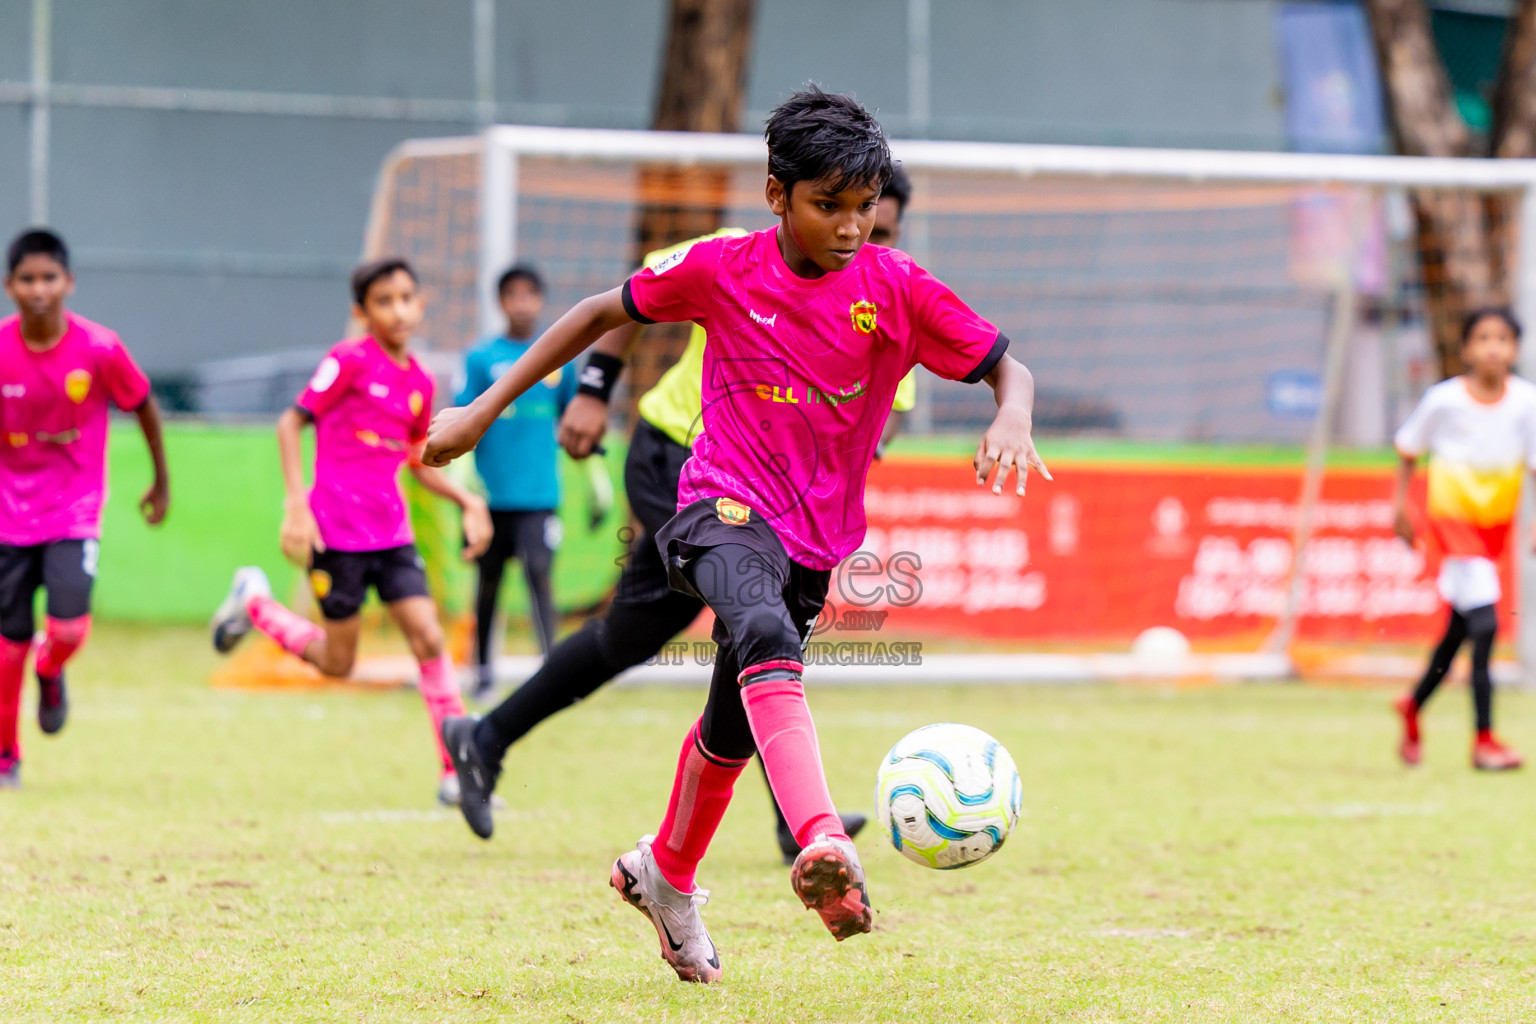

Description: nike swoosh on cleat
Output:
[658,918,685,952]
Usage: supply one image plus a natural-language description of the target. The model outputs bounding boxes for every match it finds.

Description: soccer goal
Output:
[360,124,1536,685]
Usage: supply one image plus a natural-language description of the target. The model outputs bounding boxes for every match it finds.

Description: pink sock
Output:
[652,720,749,893]
[35,615,90,679]
[417,654,465,772]
[247,595,323,659]
[739,666,844,846]
[0,637,28,758]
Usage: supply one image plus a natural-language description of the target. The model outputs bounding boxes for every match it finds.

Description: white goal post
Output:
[363,125,1536,683]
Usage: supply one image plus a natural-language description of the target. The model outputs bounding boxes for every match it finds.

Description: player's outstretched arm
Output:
[407,462,493,560]
[1393,454,1418,546]
[975,354,1051,497]
[558,319,643,460]
[134,395,170,525]
[276,407,322,566]
[424,287,635,467]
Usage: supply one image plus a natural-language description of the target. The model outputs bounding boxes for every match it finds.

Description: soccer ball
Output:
[875,723,1022,870]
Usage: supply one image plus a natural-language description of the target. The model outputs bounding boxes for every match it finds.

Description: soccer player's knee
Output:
[734,607,800,663]
[315,651,356,678]
[408,626,445,662]
[1465,605,1499,642]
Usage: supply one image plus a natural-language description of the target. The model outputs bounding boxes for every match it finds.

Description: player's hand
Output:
[460,496,493,561]
[1393,506,1416,547]
[975,407,1051,496]
[558,394,609,459]
[422,406,482,468]
[140,476,169,526]
[280,500,322,568]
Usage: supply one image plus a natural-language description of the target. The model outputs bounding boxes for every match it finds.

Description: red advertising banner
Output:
[846,456,1496,645]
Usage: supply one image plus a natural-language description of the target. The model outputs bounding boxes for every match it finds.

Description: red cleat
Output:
[790,834,872,941]
[1473,736,1523,772]
[1394,695,1422,766]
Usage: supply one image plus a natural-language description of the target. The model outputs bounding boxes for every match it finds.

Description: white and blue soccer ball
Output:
[875,723,1022,870]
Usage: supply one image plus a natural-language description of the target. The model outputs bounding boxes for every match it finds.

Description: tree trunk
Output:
[627,0,755,421]
[1363,0,1503,378]
[1492,0,1536,159]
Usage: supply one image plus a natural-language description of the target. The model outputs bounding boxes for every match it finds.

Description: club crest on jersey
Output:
[408,391,424,417]
[850,300,878,336]
[542,370,563,389]
[309,569,333,600]
[715,497,752,526]
[64,369,92,403]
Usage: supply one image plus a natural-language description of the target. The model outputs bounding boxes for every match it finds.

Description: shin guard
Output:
[247,595,323,659]
[652,720,750,894]
[34,615,90,680]
[738,664,844,847]
[0,637,28,757]
[417,654,465,771]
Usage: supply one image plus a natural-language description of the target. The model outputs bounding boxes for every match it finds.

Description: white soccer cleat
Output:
[609,835,723,983]
[211,566,271,655]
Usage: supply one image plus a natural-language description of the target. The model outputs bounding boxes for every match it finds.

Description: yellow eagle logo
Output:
[850,300,878,336]
[408,391,424,417]
[64,369,92,404]
[715,497,752,526]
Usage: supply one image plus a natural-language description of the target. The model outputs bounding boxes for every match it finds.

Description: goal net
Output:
[360,125,1536,684]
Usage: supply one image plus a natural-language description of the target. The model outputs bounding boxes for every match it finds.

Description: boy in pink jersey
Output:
[0,228,170,789]
[211,259,492,805]
[424,88,1048,982]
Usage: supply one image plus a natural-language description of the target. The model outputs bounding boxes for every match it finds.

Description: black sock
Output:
[1412,608,1468,709]
[474,619,622,765]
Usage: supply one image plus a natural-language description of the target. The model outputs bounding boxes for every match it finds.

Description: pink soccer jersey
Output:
[0,313,152,546]
[623,227,1007,570]
[295,337,434,552]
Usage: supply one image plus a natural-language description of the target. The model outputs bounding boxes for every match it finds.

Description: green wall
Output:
[94,422,629,623]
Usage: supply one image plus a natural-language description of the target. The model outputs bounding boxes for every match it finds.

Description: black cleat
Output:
[778,811,870,866]
[37,670,68,735]
[442,716,499,840]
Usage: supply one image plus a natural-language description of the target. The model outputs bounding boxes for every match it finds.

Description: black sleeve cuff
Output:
[292,404,315,422]
[961,331,1009,384]
[621,279,656,325]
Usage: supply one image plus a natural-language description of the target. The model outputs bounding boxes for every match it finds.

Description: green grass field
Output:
[4,625,1536,1022]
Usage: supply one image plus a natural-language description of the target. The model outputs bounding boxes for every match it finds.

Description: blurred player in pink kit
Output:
[424,88,1048,982]
[0,228,171,789]
[210,258,492,805]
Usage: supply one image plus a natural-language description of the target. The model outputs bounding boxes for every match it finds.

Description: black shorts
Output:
[0,539,97,641]
[613,419,695,608]
[308,544,430,621]
[656,496,831,645]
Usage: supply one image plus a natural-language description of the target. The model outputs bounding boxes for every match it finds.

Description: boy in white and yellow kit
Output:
[1393,307,1535,771]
